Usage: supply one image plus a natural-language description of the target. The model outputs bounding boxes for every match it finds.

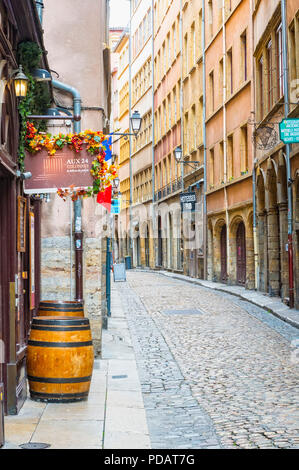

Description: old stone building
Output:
[205,0,254,289]
[113,0,298,311]
[39,0,111,354]
[253,0,299,307]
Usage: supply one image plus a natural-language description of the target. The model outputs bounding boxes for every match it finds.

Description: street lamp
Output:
[13,65,29,98]
[174,146,183,163]
[174,145,202,170]
[112,177,120,191]
[130,110,142,136]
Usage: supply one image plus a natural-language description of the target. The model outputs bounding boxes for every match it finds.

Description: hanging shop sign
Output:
[279,118,299,144]
[23,147,96,194]
[180,192,196,212]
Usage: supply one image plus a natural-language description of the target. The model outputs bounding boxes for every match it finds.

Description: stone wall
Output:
[41,196,105,356]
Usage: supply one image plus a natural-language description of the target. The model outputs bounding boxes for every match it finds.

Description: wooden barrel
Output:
[27,316,94,403]
[38,300,84,317]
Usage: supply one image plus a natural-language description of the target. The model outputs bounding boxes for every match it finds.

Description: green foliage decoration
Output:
[16,41,51,170]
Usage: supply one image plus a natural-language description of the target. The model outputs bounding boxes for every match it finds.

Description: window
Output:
[172,23,176,61]
[198,96,203,144]
[209,70,215,113]
[192,105,196,150]
[241,125,248,173]
[184,112,189,155]
[219,141,224,183]
[173,87,177,122]
[267,40,274,110]
[219,58,224,102]
[208,0,213,39]
[163,42,166,75]
[289,22,297,84]
[227,134,233,179]
[167,33,171,68]
[184,33,188,75]
[168,95,171,129]
[210,148,215,185]
[241,31,247,82]
[191,23,196,66]
[258,56,264,118]
[227,48,233,95]
[198,9,202,57]
[276,23,284,99]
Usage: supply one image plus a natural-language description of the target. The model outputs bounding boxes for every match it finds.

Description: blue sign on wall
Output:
[111,198,121,214]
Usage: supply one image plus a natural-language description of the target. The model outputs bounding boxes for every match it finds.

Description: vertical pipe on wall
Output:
[281,0,294,308]
[179,0,184,272]
[51,79,83,301]
[151,0,156,267]
[202,0,207,279]
[222,0,230,281]
[250,0,259,290]
[129,0,133,264]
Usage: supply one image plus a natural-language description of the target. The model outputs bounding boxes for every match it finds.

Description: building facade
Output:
[113,0,299,309]
[206,0,254,289]
[253,0,299,307]
[0,0,50,415]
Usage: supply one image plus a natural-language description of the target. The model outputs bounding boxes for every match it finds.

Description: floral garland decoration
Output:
[25,122,118,201]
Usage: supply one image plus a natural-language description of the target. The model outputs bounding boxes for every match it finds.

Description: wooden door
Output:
[145,226,150,267]
[236,222,246,285]
[220,225,227,282]
[158,216,163,266]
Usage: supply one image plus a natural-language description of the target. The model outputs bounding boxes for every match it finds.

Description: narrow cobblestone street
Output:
[119,270,299,449]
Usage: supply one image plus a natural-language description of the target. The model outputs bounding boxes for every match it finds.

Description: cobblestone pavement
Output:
[118,271,299,449]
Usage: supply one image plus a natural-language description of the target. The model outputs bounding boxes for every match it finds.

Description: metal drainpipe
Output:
[52,79,83,302]
[251,0,259,290]
[179,0,184,272]
[202,0,207,279]
[129,0,133,266]
[151,0,156,267]
[36,0,83,301]
[222,0,230,282]
[281,0,294,308]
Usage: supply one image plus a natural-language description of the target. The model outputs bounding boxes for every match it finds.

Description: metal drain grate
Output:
[163,309,204,315]
[112,375,128,379]
[20,442,51,449]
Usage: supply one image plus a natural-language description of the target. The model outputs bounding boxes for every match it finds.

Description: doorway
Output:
[220,225,227,282]
[236,221,246,285]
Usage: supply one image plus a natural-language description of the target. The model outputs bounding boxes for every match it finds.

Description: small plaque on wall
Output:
[17,196,27,252]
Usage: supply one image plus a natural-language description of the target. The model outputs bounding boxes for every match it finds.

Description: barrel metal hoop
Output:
[39,302,83,308]
[28,340,93,347]
[30,391,89,399]
[32,318,89,326]
[27,375,92,383]
[39,307,83,312]
[31,325,90,332]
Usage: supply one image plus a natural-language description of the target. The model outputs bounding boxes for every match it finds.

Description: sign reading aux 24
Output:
[180,192,197,212]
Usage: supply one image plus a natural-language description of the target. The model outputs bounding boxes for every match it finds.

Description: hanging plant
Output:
[17,41,51,170]
[25,122,118,201]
